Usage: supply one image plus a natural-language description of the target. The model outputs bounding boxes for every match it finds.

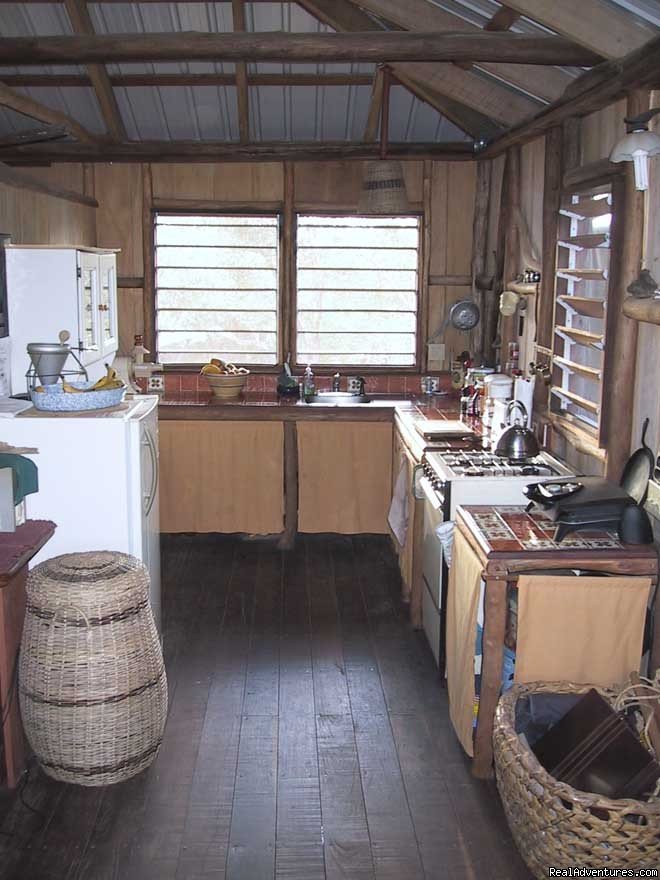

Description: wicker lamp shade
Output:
[19,551,168,786]
[359,160,410,214]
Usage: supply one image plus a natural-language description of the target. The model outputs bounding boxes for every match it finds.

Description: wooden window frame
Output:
[547,171,625,452]
[290,211,425,374]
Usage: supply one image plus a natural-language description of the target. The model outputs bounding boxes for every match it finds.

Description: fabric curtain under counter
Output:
[514,574,653,687]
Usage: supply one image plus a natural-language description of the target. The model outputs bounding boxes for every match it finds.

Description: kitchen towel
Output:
[447,528,483,757]
[388,458,409,547]
[514,575,653,687]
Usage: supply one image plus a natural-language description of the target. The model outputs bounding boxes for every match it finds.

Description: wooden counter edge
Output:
[0,520,56,588]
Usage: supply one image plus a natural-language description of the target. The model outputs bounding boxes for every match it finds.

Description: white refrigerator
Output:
[0,396,162,630]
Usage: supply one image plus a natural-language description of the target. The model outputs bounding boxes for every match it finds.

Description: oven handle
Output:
[412,463,425,500]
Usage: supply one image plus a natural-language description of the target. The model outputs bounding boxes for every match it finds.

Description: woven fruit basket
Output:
[493,681,660,877]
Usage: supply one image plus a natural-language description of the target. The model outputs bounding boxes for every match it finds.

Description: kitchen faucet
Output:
[332,372,341,392]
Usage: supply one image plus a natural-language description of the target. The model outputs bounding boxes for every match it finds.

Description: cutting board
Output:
[415,420,474,439]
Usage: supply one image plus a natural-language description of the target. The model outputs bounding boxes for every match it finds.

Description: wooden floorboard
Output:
[0,533,531,880]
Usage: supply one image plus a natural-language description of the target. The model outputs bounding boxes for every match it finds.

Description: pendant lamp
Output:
[610,107,660,191]
[359,66,409,214]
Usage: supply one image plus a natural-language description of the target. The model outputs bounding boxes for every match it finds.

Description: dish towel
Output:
[514,575,653,687]
[388,459,409,547]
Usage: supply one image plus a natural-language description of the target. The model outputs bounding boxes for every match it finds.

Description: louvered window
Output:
[551,183,613,436]
[295,215,420,367]
[155,214,279,366]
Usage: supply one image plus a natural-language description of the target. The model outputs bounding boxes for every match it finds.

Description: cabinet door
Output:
[159,420,284,534]
[77,252,100,365]
[98,253,119,359]
[298,421,393,534]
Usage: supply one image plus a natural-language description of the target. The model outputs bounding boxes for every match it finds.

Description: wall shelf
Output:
[553,355,602,381]
[551,386,601,414]
[558,233,610,250]
[557,295,605,319]
[557,267,608,282]
[555,325,604,350]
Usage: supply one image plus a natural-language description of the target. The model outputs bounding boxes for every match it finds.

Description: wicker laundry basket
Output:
[493,681,660,878]
[19,551,168,786]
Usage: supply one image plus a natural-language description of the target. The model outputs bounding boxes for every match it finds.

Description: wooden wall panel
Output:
[428,161,477,364]
[0,169,96,247]
[581,99,627,164]
[151,162,284,202]
[294,160,423,207]
[297,421,393,534]
[159,420,284,534]
[118,287,144,354]
[94,163,143,276]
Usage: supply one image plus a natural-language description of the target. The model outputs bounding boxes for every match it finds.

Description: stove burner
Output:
[430,449,560,479]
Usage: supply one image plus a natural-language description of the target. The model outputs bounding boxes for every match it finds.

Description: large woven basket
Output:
[19,551,168,786]
[494,681,660,877]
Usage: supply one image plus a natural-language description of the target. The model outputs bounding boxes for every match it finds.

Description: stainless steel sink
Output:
[303,391,371,405]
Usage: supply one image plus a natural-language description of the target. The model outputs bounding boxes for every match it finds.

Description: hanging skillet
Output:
[620,417,655,505]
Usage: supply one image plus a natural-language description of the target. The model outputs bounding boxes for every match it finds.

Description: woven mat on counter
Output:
[18,403,130,418]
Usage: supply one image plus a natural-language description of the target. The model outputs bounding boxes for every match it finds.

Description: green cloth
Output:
[0,454,38,504]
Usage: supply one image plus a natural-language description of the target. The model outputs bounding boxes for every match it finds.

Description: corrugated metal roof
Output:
[0,0,657,144]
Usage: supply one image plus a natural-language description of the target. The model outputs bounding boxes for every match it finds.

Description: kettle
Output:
[494,400,540,462]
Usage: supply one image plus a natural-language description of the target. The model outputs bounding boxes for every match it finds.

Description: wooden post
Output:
[281,161,294,364]
[499,145,521,366]
[279,421,298,551]
[141,163,155,357]
[419,160,432,372]
[603,90,648,479]
[471,159,492,362]
[472,576,508,779]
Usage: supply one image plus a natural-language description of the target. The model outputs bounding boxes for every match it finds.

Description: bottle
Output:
[303,364,316,402]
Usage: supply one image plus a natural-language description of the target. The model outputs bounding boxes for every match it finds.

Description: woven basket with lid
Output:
[494,681,660,877]
[19,551,168,786]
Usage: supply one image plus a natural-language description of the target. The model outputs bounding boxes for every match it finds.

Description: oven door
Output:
[418,475,446,666]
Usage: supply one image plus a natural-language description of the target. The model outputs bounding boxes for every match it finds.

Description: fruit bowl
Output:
[30,382,127,412]
[205,372,249,399]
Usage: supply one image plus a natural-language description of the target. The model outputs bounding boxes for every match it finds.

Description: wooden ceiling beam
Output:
[480,33,660,157]
[484,6,521,32]
[0,81,99,144]
[0,124,68,148]
[347,0,574,103]
[63,0,127,140]
[502,0,655,59]
[0,72,377,88]
[231,0,250,143]
[363,66,385,142]
[0,140,475,164]
[0,32,602,66]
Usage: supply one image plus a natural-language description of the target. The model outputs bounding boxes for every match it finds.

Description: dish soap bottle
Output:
[303,364,316,402]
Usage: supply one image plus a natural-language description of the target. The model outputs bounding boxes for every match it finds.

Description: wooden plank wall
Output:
[93,159,477,366]
[0,164,96,246]
[510,95,660,475]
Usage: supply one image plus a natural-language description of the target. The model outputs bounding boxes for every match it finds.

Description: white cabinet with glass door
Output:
[5,246,119,394]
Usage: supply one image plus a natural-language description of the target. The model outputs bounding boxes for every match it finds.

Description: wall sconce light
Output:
[610,108,660,191]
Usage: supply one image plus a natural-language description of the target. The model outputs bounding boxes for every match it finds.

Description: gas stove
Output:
[428,450,564,480]
[419,449,574,517]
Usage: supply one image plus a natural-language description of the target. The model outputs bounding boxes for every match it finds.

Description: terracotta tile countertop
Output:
[157,390,467,425]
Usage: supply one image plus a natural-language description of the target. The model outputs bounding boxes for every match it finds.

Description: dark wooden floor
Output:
[0,534,530,880]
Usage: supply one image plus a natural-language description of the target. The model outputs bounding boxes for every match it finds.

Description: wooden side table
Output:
[454,505,659,780]
[0,520,55,788]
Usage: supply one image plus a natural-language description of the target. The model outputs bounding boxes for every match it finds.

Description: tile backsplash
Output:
[163,371,452,395]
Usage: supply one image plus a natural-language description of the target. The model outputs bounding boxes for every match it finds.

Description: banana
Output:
[91,364,122,391]
[61,379,85,393]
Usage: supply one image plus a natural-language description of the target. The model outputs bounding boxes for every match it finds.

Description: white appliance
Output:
[0,396,162,630]
[416,447,574,669]
[4,246,119,395]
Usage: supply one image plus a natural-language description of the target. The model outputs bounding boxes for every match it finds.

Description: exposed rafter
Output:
[0,81,99,144]
[484,6,521,32]
[231,0,250,143]
[296,0,534,136]
[0,32,603,66]
[0,124,68,148]
[0,140,475,164]
[480,33,660,157]
[63,0,126,140]
[347,0,574,103]
[503,0,655,59]
[0,73,376,88]
[363,66,385,142]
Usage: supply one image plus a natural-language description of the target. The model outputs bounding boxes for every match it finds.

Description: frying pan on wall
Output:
[620,418,655,505]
